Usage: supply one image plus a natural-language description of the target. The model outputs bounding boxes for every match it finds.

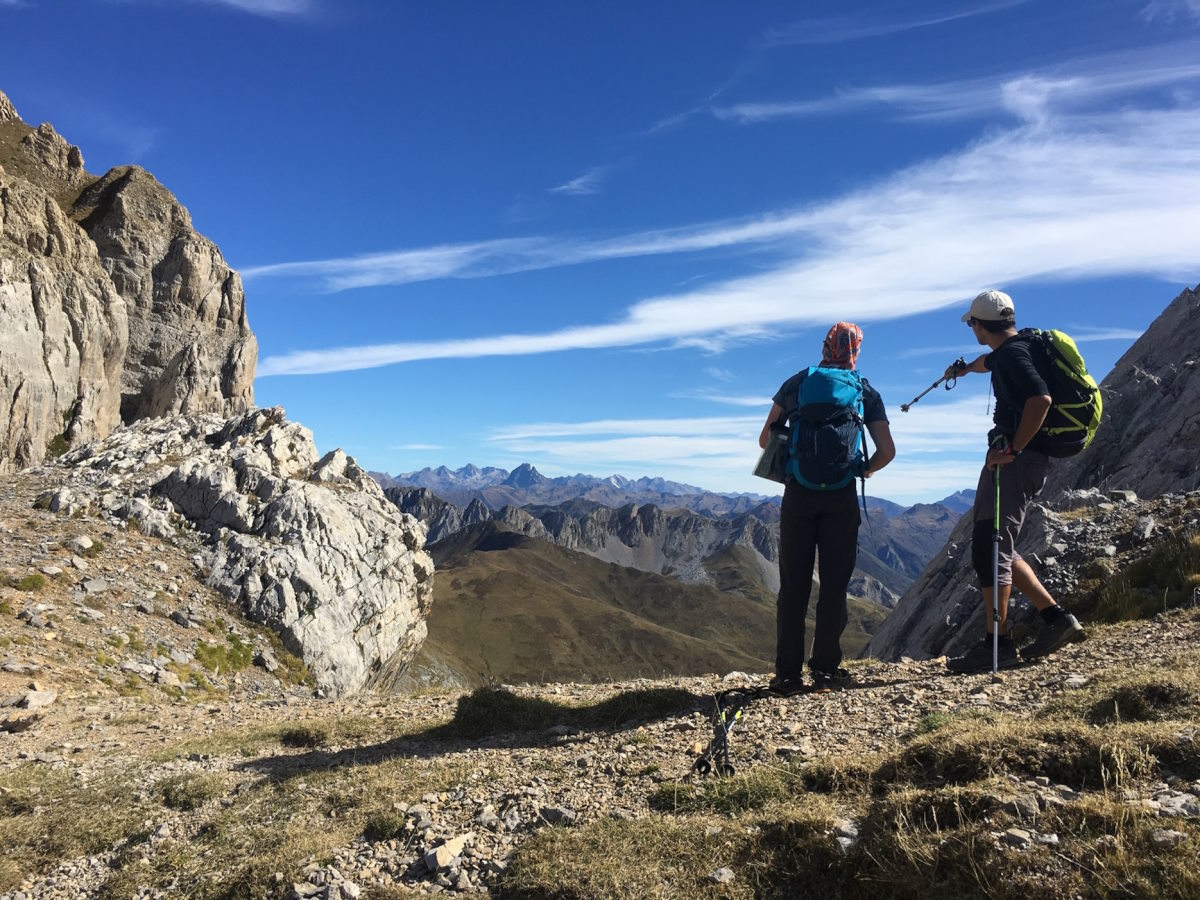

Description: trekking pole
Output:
[900,357,967,412]
[993,461,1002,678]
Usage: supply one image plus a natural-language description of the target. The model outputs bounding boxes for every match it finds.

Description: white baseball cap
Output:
[961,289,1015,323]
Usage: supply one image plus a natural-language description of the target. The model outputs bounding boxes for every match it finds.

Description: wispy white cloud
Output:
[1066,327,1145,342]
[258,102,1200,377]
[1142,0,1200,23]
[489,416,761,442]
[897,344,979,361]
[243,212,810,290]
[712,50,1200,125]
[672,391,772,408]
[192,0,314,16]
[763,0,1031,46]
[549,165,610,196]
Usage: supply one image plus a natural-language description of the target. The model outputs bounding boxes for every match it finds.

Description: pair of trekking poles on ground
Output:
[903,357,1006,679]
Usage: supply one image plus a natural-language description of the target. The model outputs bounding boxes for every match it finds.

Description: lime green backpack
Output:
[1023,328,1103,457]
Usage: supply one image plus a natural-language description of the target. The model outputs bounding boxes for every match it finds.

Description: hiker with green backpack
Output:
[758,322,895,695]
[945,290,1097,674]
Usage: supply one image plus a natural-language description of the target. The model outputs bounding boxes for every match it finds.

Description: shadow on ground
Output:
[234,686,704,782]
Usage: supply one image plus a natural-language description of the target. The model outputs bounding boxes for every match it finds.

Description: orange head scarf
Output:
[822,321,863,369]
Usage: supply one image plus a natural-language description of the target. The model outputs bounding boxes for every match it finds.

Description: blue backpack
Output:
[786,366,868,490]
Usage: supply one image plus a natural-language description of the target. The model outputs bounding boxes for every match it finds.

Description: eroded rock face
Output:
[1043,285,1200,499]
[22,122,88,189]
[42,407,434,696]
[74,166,257,421]
[0,92,17,122]
[0,167,128,472]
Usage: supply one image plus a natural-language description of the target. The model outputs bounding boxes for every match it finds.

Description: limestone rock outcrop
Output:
[866,284,1200,662]
[37,407,434,696]
[0,87,256,471]
[74,167,256,421]
[0,165,128,472]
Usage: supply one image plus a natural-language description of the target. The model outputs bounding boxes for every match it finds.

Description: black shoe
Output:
[767,674,806,697]
[1022,612,1085,660]
[947,637,1021,674]
[810,667,852,689]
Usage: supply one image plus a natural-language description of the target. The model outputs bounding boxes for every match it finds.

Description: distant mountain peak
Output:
[504,463,547,488]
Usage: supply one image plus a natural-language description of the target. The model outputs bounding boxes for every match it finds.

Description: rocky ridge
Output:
[10,407,433,697]
[389,488,782,594]
[0,87,256,473]
[378,463,775,518]
[390,485,965,611]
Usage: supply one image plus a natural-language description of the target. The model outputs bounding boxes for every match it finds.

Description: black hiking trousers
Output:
[776,479,860,678]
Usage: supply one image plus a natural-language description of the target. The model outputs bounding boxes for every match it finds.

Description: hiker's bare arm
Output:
[944,354,989,380]
[864,420,896,478]
[759,404,784,449]
[1011,394,1052,453]
[988,394,1052,467]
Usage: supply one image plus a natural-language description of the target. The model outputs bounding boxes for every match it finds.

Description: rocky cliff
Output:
[1042,284,1200,499]
[0,160,128,471]
[0,88,256,472]
[867,284,1200,661]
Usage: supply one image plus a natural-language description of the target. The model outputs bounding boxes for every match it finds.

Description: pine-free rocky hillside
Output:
[868,283,1200,662]
[2,459,1199,897]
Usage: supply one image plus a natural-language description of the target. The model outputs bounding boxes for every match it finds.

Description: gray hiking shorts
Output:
[971,450,1052,586]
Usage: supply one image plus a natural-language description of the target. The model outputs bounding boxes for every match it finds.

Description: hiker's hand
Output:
[986,448,1017,469]
[944,358,968,381]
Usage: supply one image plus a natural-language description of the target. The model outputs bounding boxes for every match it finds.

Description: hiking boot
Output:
[946,637,1020,674]
[767,674,806,697]
[1022,612,1085,660]
[810,667,852,690]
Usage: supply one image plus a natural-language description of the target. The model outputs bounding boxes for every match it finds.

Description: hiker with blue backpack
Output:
[944,290,1095,674]
[758,322,895,696]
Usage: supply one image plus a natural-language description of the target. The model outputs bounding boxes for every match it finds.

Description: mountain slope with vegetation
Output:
[396,522,888,689]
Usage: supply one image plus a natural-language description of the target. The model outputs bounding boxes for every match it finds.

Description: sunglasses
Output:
[966,317,978,327]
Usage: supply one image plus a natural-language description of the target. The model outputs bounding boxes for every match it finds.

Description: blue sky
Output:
[3,0,1199,504]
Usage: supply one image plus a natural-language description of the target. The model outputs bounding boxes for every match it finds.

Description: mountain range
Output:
[372,463,777,516]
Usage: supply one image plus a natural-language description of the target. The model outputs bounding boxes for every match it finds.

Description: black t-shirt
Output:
[985,332,1053,448]
[772,367,888,426]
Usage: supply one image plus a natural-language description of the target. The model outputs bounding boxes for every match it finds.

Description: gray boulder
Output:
[49,407,434,696]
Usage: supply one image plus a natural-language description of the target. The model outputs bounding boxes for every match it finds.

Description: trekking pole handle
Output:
[945,357,967,390]
[900,357,967,412]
